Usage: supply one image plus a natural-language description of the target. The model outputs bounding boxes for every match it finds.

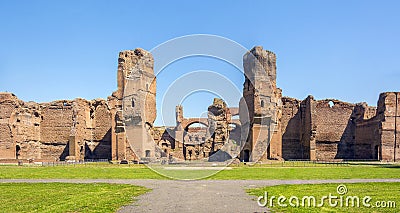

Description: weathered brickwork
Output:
[241,46,398,162]
[281,97,303,159]
[354,92,400,161]
[0,93,112,161]
[313,99,355,160]
[241,46,282,161]
[0,46,398,162]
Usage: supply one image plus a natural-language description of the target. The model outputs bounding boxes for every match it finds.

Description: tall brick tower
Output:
[240,46,282,162]
[110,48,156,160]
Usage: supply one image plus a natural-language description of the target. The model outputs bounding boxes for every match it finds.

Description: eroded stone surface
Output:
[0,93,112,161]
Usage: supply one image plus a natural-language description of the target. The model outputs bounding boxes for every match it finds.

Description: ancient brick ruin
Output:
[1,46,399,162]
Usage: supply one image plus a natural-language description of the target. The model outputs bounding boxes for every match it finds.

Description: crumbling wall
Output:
[352,103,379,159]
[279,93,399,162]
[206,98,233,162]
[313,99,355,160]
[153,127,177,158]
[68,98,90,160]
[280,96,315,160]
[0,95,72,161]
[40,101,73,144]
[11,101,42,160]
[242,46,282,162]
[355,120,380,159]
[118,48,157,160]
[0,92,112,161]
[281,97,303,159]
[280,96,374,161]
[300,96,315,160]
[354,93,399,161]
[90,100,112,159]
[68,98,112,160]
[377,92,400,161]
[0,93,20,159]
[207,98,229,150]
[39,101,73,160]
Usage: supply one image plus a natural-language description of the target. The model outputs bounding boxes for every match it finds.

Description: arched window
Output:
[131,99,135,108]
[261,100,264,108]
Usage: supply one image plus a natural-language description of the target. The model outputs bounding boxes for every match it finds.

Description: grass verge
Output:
[247,182,400,212]
[0,182,149,213]
[0,163,399,180]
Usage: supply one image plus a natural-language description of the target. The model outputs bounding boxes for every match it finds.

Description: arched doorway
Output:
[183,122,208,160]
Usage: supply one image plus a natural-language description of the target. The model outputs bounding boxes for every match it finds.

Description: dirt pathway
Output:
[2,179,399,213]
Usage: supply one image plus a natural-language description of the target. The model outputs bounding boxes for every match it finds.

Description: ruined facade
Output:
[0,93,112,162]
[0,46,399,162]
[277,93,399,161]
[240,46,282,162]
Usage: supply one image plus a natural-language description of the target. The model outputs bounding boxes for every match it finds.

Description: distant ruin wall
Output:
[280,96,378,161]
[313,99,355,160]
[0,93,19,159]
[355,119,380,159]
[281,97,303,159]
[377,92,400,161]
[40,101,73,144]
[0,93,112,161]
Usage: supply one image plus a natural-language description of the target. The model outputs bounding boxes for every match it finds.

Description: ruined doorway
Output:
[188,150,193,160]
[145,150,151,157]
[243,149,250,162]
[374,145,380,160]
[16,145,21,159]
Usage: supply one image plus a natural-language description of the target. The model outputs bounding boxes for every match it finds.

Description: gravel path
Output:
[2,179,400,213]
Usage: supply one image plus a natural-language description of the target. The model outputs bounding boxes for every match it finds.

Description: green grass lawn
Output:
[247,182,400,212]
[0,163,399,180]
[0,182,149,213]
[0,164,165,179]
[210,166,400,180]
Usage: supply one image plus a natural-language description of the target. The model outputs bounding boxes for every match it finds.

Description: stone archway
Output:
[182,121,208,160]
[181,118,209,132]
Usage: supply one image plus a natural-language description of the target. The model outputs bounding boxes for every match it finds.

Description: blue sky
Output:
[1,1,399,126]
